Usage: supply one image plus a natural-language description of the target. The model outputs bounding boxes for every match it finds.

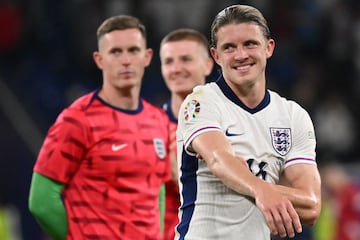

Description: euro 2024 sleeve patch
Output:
[184,99,200,121]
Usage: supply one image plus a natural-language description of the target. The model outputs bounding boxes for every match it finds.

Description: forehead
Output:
[99,28,145,49]
[216,22,264,44]
[160,40,205,57]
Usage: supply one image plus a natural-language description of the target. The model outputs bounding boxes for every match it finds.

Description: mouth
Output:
[235,65,250,70]
[119,71,134,78]
[171,74,189,82]
[234,64,252,72]
[172,76,186,81]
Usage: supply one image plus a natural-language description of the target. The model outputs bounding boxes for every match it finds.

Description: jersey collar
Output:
[162,100,178,123]
[215,75,270,114]
[93,88,144,114]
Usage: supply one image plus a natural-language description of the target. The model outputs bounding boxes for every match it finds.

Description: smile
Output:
[235,64,251,71]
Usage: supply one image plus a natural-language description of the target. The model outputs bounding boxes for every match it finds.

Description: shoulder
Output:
[182,83,220,107]
[269,90,310,117]
[142,99,166,113]
[142,99,169,121]
[54,92,96,125]
[67,91,97,110]
[192,82,218,96]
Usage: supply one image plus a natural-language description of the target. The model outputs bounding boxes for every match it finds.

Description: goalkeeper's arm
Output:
[159,183,165,233]
[28,172,68,240]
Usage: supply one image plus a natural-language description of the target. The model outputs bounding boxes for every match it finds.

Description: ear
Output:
[266,39,275,59]
[210,47,220,66]
[93,51,103,70]
[205,56,214,76]
[144,48,153,67]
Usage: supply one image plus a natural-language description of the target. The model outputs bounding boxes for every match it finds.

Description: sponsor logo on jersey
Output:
[225,127,244,137]
[184,99,200,121]
[270,127,292,156]
[112,143,128,151]
[153,138,166,159]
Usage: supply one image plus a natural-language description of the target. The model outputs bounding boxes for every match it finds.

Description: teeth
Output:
[236,65,250,70]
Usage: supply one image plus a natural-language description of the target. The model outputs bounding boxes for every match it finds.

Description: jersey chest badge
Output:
[270,127,292,156]
[153,138,166,159]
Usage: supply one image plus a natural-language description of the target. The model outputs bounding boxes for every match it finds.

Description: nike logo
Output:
[112,143,128,151]
[225,128,244,137]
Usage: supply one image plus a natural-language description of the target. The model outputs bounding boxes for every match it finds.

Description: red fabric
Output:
[163,115,180,240]
[34,91,171,240]
[164,180,180,240]
[335,182,360,240]
[0,5,22,50]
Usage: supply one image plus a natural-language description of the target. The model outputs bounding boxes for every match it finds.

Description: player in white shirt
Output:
[175,4,321,240]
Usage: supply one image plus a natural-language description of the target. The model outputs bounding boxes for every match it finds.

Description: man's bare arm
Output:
[277,164,321,225]
[191,131,302,238]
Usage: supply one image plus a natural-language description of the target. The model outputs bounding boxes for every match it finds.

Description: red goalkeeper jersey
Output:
[34,91,171,240]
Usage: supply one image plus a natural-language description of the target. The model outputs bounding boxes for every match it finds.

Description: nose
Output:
[121,53,132,65]
[169,60,182,72]
[234,46,249,60]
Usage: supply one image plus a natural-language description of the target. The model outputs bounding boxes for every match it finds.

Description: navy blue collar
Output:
[94,88,143,114]
[163,99,177,123]
[215,75,270,114]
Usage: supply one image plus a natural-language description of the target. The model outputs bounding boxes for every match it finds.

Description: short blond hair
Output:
[160,28,209,55]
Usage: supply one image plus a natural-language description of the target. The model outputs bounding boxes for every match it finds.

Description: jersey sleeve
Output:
[28,172,68,240]
[177,86,222,155]
[285,103,317,167]
[34,108,88,183]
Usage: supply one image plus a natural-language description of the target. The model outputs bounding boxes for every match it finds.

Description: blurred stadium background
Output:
[0,0,359,239]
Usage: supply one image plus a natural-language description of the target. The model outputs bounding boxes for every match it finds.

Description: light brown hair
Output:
[96,15,147,43]
[210,5,271,48]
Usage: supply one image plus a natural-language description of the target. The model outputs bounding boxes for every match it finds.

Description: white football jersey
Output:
[175,77,316,240]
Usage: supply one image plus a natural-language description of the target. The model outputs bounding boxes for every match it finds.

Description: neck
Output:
[170,93,188,119]
[98,87,140,110]
[227,78,266,109]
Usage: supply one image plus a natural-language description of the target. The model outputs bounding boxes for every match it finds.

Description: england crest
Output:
[153,138,166,159]
[270,128,292,156]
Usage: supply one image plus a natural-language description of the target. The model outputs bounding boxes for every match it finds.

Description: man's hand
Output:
[255,183,302,238]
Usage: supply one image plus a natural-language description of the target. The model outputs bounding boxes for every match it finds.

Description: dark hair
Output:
[160,28,209,53]
[96,15,147,42]
[210,5,271,48]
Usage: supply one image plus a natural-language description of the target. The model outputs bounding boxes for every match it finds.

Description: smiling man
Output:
[159,28,214,240]
[175,5,321,240]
